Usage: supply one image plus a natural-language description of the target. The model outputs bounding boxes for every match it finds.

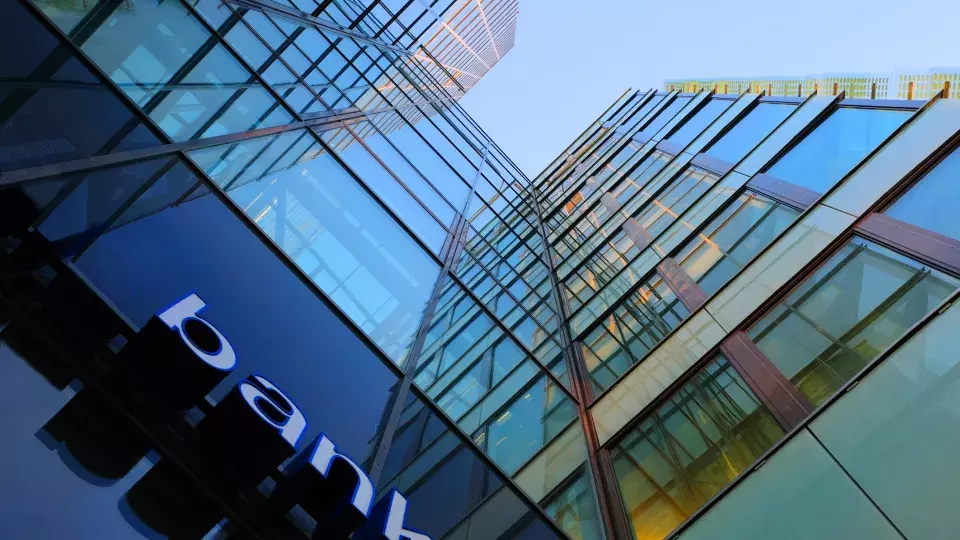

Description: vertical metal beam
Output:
[719,332,814,430]
[535,198,634,539]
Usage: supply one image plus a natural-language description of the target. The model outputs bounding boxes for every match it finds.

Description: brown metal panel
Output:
[690,152,734,177]
[856,213,960,276]
[656,258,708,311]
[747,173,822,210]
[719,332,814,430]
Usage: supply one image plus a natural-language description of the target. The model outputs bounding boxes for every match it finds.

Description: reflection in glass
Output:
[582,272,689,392]
[613,354,784,540]
[476,373,578,475]
[636,97,691,140]
[884,145,960,242]
[764,107,910,193]
[665,99,733,148]
[320,127,447,253]
[0,1,160,172]
[811,301,960,539]
[704,103,794,164]
[191,130,440,365]
[749,237,959,406]
[376,390,566,539]
[544,471,604,540]
[678,430,901,540]
[676,191,800,296]
[413,276,576,474]
[34,0,293,141]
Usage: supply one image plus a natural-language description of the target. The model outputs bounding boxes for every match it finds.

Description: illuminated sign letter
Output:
[238,375,307,448]
[308,434,375,516]
[122,293,236,409]
[158,293,236,371]
[356,491,431,540]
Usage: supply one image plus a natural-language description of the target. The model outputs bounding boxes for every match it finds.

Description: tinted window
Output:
[613,354,784,539]
[666,99,733,148]
[0,2,159,172]
[35,0,293,141]
[764,108,910,193]
[191,130,441,365]
[749,237,958,405]
[884,145,960,242]
[705,103,794,164]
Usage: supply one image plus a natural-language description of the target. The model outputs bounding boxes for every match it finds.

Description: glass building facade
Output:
[533,82,960,540]
[4,2,960,539]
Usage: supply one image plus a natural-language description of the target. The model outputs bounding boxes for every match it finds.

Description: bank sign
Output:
[134,292,431,540]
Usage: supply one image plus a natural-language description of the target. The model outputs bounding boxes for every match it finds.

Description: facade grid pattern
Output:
[4,1,960,539]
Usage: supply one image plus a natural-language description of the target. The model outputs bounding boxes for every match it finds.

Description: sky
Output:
[459,0,960,178]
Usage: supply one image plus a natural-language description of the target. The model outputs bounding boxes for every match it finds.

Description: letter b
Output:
[120,293,236,409]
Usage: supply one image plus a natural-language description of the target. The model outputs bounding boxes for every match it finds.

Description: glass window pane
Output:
[884,145,960,242]
[666,99,733,148]
[481,373,578,474]
[811,300,960,539]
[613,353,785,540]
[190,130,440,365]
[582,272,690,392]
[544,471,605,540]
[749,237,959,406]
[637,97,691,140]
[679,430,902,540]
[35,0,293,142]
[677,191,800,297]
[350,124,457,226]
[320,129,447,253]
[704,103,794,164]
[764,107,910,193]
[380,118,471,210]
[0,2,160,172]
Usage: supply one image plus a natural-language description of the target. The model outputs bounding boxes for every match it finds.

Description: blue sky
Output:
[459,0,960,178]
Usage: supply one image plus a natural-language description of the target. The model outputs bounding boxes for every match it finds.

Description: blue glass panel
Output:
[2,155,404,536]
[320,129,447,253]
[0,2,159,172]
[666,99,733,148]
[636,97,691,140]
[705,103,794,164]
[35,0,294,142]
[764,107,910,193]
[192,130,440,365]
[885,145,960,242]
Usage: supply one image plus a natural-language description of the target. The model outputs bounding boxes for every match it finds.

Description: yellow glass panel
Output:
[592,310,726,445]
[515,423,587,502]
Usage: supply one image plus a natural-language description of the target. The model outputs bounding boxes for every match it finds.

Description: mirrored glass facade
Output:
[534,85,960,540]
[5,3,960,538]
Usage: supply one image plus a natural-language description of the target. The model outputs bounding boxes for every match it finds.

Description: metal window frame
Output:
[11,2,580,538]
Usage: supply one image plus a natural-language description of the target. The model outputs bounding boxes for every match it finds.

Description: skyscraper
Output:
[533,86,960,539]
[3,1,960,539]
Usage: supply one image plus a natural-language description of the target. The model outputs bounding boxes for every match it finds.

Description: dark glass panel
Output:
[0,2,159,172]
